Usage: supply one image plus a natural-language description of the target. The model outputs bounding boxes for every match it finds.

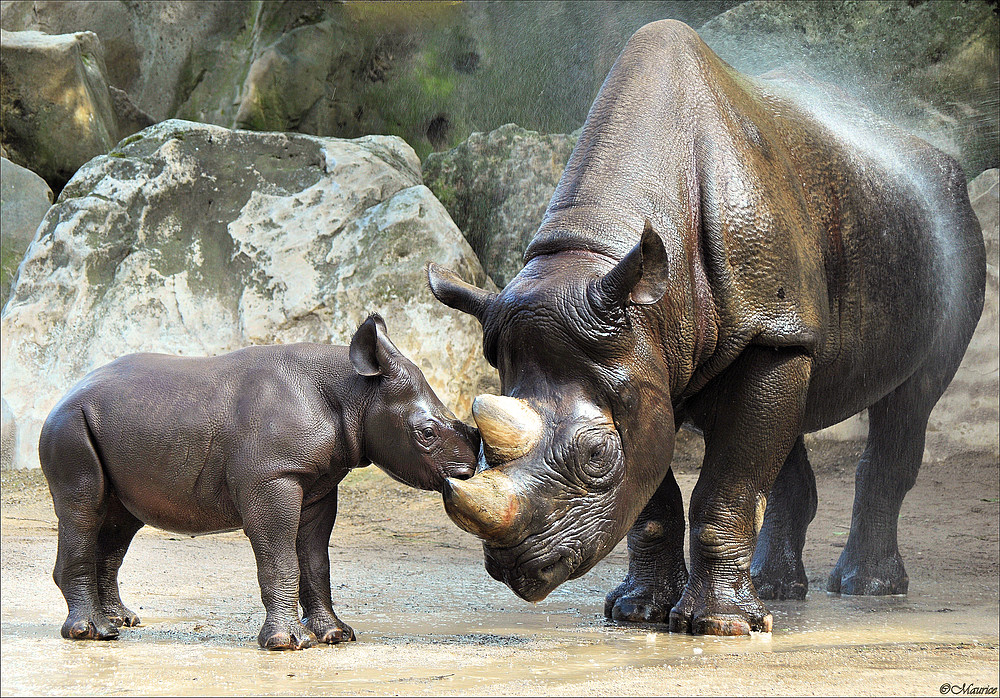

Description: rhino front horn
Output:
[442,469,528,546]
[473,394,542,463]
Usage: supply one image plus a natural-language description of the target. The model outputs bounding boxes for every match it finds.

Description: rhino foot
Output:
[604,575,682,624]
[668,576,772,636]
[754,576,808,601]
[61,612,120,641]
[828,554,909,596]
[257,619,317,651]
[752,558,809,600]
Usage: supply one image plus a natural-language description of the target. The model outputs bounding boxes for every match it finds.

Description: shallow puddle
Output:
[3,578,996,696]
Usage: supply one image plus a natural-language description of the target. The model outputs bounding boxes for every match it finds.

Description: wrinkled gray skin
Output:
[428,20,986,635]
[39,314,479,650]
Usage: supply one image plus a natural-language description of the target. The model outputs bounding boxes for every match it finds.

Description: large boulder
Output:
[698,0,999,179]
[0,397,16,471]
[1,157,53,307]
[0,28,153,192]
[0,1,243,122]
[0,119,497,470]
[423,124,579,286]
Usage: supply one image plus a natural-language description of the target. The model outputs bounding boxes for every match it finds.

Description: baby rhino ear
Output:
[349,313,400,377]
[350,313,385,376]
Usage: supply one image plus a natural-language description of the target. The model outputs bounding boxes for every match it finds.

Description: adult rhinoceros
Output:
[427,20,986,636]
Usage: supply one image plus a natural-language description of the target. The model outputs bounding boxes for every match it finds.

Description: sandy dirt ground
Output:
[1,436,997,697]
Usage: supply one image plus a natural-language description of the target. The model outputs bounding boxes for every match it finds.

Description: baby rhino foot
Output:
[305,614,356,644]
[258,619,317,651]
[62,612,120,640]
[102,602,141,628]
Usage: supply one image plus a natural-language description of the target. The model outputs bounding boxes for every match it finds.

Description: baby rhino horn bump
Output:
[472,394,542,463]
[443,469,527,544]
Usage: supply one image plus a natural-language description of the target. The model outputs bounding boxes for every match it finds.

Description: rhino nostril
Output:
[451,464,474,480]
[537,556,571,584]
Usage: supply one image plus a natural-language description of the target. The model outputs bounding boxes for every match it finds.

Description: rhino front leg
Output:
[751,436,817,600]
[605,467,688,623]
[671,347,811,636]
[240,475,317,650]
[297,488,355,643]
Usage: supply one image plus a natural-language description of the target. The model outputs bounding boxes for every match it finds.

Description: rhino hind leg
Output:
[751,436,817,600]
[296,489,355,643]
[95,495,144,627]
[829,310,979,596]
[40,410,120,641]
[828,371,944,595]
[605,467,688,624]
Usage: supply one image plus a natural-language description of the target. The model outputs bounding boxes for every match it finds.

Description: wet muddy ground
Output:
[2,438,997,696]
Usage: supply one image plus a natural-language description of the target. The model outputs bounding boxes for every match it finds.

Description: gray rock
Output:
[698,0,999,180]
[0,0,244,122]
[969,168,999,243]
[1,29,117,191]
[424,124,579,287]
[2,1,743,161]
[0,119,497,470]
[1,157,53,308]
[0,29,152,193]
[1,397,17,470]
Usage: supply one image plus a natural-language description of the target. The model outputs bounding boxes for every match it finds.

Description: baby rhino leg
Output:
[297,489,355,643]
[40,412,120,641]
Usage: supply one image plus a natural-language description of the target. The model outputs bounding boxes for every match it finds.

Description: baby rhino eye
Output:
[421,426,435,440]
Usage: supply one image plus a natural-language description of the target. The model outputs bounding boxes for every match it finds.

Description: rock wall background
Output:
[2,1,996,172]
[1,1,997,468]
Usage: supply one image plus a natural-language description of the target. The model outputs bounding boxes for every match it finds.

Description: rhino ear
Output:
[597,220,668,307]
[427,263,496,324]
[350,313,399,377]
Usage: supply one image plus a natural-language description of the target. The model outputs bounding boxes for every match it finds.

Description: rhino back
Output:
[526,20,984,408]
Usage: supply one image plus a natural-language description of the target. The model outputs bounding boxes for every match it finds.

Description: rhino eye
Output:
[573,429,620,488]
[421,426,435,440]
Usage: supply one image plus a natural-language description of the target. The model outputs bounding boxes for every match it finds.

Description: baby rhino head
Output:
[349,313,479,491]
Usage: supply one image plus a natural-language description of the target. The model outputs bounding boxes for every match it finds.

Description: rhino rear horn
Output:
[473,394,543,464]
[597,220,668,307]
[426,263,496,324]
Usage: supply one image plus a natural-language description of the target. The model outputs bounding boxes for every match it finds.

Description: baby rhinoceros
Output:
[39,313,480,650]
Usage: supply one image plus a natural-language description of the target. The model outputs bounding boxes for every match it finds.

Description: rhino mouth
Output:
[485,546,597,602]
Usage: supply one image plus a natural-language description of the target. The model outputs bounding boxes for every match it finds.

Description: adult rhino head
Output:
[428,222,677,602]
